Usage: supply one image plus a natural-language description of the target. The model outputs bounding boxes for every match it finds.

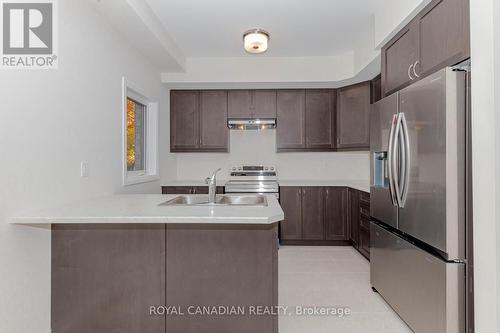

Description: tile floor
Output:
[278,246,413,333]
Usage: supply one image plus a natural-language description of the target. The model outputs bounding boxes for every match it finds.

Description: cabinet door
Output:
[228,90,252,118]
[279,187,302,240]
[301,187,325,240]
[417,0,469,77]
[162,186,193,194]
[325,187,348,241]
[252,90,277,118]
[170,91,200,151]
[336,82,371,150]
[199,90,229,151]
[371,75,382,104]
[348,189,360,247]
[305,90,334,149]
[276,90,306,150]
[382,20,419,96]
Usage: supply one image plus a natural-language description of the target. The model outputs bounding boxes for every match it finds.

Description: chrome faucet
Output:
[205,168,222,203]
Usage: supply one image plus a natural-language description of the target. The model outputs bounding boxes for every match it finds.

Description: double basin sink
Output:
[161,195,268,207]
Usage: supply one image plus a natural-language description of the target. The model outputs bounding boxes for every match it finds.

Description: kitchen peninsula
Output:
[13,194,284,333]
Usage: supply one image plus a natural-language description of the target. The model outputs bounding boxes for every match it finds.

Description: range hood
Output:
[227,118,276,130]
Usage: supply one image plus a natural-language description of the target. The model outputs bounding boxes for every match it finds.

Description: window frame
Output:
[122,77,159,186]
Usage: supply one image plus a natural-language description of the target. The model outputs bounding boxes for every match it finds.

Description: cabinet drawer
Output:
[360,216,370,232]
[360,205,370,219]
[359,191,370,205]
[359,228,370,260]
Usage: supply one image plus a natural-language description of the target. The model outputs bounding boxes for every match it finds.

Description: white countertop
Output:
[11,194,284,225]
[277,180,370,193]
[163,180,370,193]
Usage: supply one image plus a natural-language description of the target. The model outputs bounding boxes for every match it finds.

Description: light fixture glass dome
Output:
[243,29,269,54]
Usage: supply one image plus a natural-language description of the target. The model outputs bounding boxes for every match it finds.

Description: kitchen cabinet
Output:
[170,91,200,151]
[276,90,306,150]
[371,75,382,104]
[276,89,335,152]
[417,0,470,77]
[161,186,223,195]
[228,90,276,119]
[348,189,371,260]
[348,188,360,247]
[170,90,229,152]
[381,0,469,96]
[279,186,349,244]
[279,187,303,240]
[199,91,229,150]
[301,187,325,240]
[336,82,371,150]
[305,90,335,149]
[325,187,348,241]
[52,224,166,333]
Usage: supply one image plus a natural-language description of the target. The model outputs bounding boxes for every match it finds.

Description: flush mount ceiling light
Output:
[243,29,270,54]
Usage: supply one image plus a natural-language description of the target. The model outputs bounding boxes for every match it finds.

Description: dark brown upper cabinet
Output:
[325,187,348,241]
[371,75,382,104]
[228,90,276,119]
[279,187,303,240]
[170,91,200,151]
[199,91,229,150]
[305,90,335,149]
[301,187,325,240]
[382,21,419,96]
[276,90,306,150]
[381,0,470,96]
[276,89,335,152]
[336,82,371,150]
[417,0,470,77]
[170,90,228,153]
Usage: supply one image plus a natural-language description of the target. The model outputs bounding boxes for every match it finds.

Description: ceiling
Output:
[145,0,379,58]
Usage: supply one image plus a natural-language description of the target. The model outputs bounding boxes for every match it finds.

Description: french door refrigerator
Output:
[370,67,466,333]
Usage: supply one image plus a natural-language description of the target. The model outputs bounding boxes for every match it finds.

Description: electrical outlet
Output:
[80,161,89,178]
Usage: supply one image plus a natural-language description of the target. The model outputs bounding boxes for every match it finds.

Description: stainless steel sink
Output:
[160,195,268,207]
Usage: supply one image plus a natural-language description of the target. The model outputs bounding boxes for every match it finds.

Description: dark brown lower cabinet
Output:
[301,187,325,240]
[52,224,166,333]
[348,188,360,247]
[279,187,302,240]
[279,186,348,244]
[325,187,348,240]
[349,189,371,260]
[161,185,223,195]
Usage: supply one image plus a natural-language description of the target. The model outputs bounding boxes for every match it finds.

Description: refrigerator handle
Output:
[400,113,411,207]
[387,114,399,207]
[392,113,403,207]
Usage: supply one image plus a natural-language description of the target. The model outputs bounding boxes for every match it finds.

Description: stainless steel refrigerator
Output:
[370,67,466,333]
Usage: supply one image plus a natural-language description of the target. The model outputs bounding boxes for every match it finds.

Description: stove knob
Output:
[232,167,236,171]
[270,167,275,171]
[265,167,269,171]
[238,167,242,171]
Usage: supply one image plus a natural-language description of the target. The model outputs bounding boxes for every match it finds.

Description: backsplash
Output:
[174,130,370,181]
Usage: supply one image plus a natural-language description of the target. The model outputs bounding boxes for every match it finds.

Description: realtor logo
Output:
[1,0,57,69]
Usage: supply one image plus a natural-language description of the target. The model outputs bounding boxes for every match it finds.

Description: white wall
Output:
[469,0,499,332]
[0,1,174,332]
[174,130,369,181]
[495,0,500,328]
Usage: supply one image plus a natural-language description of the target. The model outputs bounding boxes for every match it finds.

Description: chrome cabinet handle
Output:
[413,61,420,78]
[408,63,414,80]
[387,114,398,207]
[400,113,411,207]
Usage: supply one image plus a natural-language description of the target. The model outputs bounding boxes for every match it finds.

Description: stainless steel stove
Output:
[224,165,279,199]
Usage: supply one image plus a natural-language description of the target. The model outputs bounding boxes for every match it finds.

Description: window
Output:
[122,78,158,185]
